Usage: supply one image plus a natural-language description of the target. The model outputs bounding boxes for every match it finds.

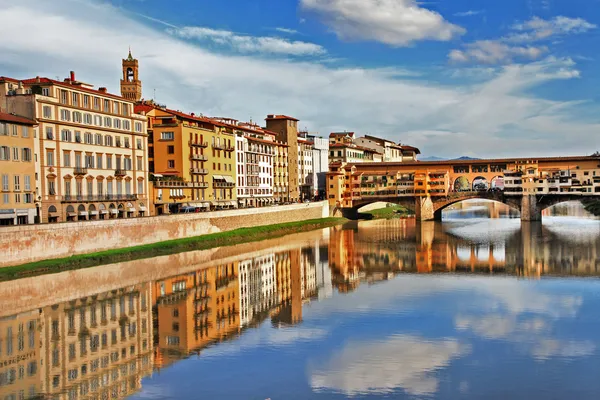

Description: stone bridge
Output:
[336,192,596,221]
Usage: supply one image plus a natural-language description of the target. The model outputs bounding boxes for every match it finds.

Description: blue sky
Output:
[1,0,599,157]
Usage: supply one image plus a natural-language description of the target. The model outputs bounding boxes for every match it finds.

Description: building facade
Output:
[299,132,329,199]
[298,138,314,200]
[0,112,37,225]
[265,115,299,202]
[0,68,150,223]
[138,105,236,214]
[355,135,404,162]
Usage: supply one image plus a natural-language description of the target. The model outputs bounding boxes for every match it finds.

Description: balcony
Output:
[212,143,225,150]
[74,167,88,175]
[192,181,209,188]
[115,169,127,177]
[190,154,208,161]
[224,145,235,152]
[153,180,208,189]
[213,182,235,188]
[189,141,208,148]
[190,168,208,175]
[62,194,138,203]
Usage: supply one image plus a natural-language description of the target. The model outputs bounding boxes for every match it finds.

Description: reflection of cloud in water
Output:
[543,217,600,243]
[455,315,547,339]
[311,335,470,396]
[310,276,582,320]
[531,339,595,361]
[203,327,328,358]
[443,219,520,244]
[475,245,490,262]
[456,246,471,261]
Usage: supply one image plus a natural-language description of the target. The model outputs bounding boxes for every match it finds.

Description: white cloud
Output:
[274,27,300,35]
[451,15,596,65]
[310,335,470,396]
[454,10,484,17]
[531,339,595,360]
[0,0,598,158]
[168,26,326,56]
[300,0,465,46]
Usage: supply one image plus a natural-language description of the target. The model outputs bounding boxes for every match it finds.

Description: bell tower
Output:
[120,48,142,101]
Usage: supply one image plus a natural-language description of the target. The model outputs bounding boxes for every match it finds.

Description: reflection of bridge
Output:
[327,156,600,221]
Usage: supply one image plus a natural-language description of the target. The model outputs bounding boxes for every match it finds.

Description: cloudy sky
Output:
[1,0,599,158]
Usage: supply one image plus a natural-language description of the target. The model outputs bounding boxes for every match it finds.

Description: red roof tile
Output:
[265,114,299,121]
[0,112,37,125]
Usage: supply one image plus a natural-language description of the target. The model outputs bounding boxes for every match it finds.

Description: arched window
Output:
[48,205,57,213]
[127,68,134,82]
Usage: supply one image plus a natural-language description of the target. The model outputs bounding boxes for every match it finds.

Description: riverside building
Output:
[265,115,300,203]
[137,105,237,214]
[0,59,150,223]
[0,112,37,225]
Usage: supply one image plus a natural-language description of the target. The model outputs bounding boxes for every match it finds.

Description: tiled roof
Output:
[401,145,421,154]
[0,76,133,102]
[329,132,355,137]
[265,114,299,121]
[0,112,37,125]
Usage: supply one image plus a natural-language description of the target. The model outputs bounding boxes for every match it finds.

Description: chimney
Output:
[35,76,40,83]
[191,112,195,117]
[98,87,107,93]
[70,71,75,82]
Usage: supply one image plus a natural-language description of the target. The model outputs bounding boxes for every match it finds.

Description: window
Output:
[84,132,93,144]
[97,181,103,195]
[134,122,143,133]
[46,127,54,140]
[24,176,31,191]
[46,150,55,166]
[125,181,131,195]
[103,99,110,112]
[72,92,79,106]
[166,336,180,345]
[13,175,20,191]
[63,151,71,167]
[167,145,175,154]
[104,135,113,146]
[137,139,142,149]
[114,118,121,129]
[137,157,142,171]
[61,129,72,142]
[22,148,32,162]
[60,109,71,121]
[167,160,175,169]
[93,97,100,110]
[161,132,174,140]
[138,180,144,195]
[84,113,92,124]
[94,115,102,126]
[42,87,50,96]
[122,103,130,116]
[60,90,68,104]
[123,120,131,130]
[95,133,102,145]
[12,147,19,161]
[0,146,8,161]
[22,126,29,138]
[75,131,82,143]
[104,117,112,128]
[124,138,130,148]
[2,174,9,191]
[0,123,6,135]
[96,154,103,169]
[106,155,113,169]
[73,111,82,123]
[113,102,119,114]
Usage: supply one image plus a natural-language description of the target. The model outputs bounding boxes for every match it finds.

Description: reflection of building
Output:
[271,249,303,326]
[239,254,277,327]
[40,283,153,399]
[0,309,42,399]
[153,263,239,367]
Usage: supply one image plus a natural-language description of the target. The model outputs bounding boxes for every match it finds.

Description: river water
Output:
[1,201,600,399]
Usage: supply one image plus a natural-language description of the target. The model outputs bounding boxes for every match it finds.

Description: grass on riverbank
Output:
[364,204,412,219]
[0,217,347,282]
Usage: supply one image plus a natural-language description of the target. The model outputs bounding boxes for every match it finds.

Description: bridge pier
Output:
[415,197,435,221]
[520,195,541,221]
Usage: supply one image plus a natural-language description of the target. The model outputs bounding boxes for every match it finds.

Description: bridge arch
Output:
[472,176,489,191]
[491,176,504,190]
[453,176,470,192]
[432,194,522,221]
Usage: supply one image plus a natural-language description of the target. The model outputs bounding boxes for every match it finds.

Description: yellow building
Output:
[265,115,300,202]
[0,112,37,225]
[137,105,237,214]
[0,64,150,223]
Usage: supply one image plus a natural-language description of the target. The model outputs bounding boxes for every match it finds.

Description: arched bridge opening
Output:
[432,197,521,221]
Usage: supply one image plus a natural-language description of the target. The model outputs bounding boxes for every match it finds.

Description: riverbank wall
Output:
[0,201,329,267]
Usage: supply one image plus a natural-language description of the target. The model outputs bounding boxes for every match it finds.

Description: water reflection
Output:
[0,216,600,399]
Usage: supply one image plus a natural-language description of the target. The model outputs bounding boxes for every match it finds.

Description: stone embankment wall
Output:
[0,201,329,267]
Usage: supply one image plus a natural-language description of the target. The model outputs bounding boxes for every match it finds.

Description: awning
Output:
[78,211,89,216]
[230,201,236,206]
[224,175,234,183]
[128,207,136,212]
[212,175,224,181]
[139,206,147,212]
[99,210,108,214]
[202,202,210,208]
[110,209,119,214]
[67,212,76,217]
[89,211,99,215]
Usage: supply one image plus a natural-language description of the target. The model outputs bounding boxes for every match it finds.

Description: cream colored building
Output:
[0,112,37,225]
[0,71,149,223]
[298,138,314,200]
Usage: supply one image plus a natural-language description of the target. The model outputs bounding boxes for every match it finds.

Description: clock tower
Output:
[120,49,142,101]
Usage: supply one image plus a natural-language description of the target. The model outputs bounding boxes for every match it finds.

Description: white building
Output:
[299,132,329,199]
[238,253,277,327]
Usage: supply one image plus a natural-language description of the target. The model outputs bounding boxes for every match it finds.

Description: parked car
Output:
[180,206,200,213]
